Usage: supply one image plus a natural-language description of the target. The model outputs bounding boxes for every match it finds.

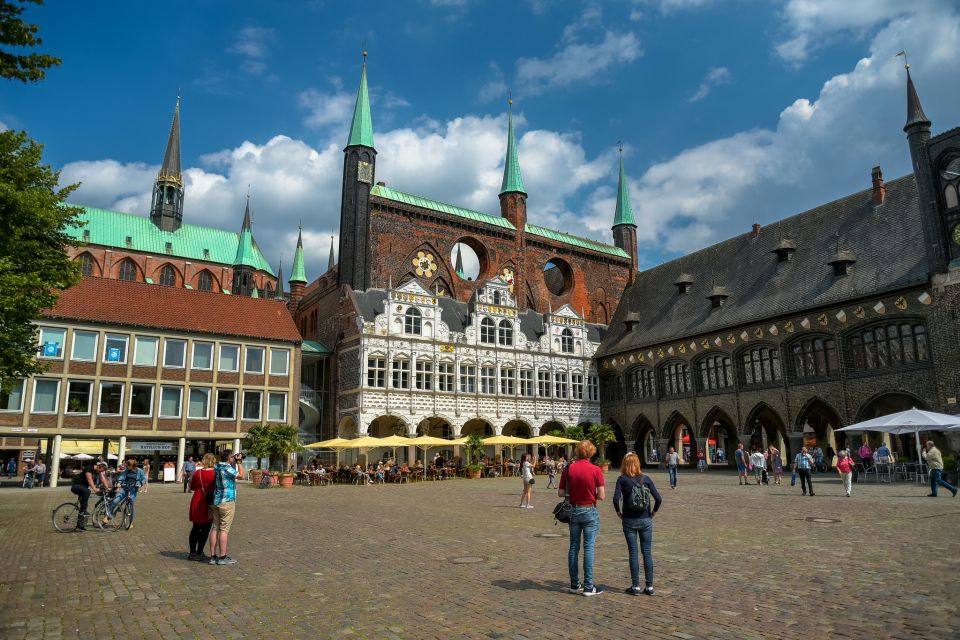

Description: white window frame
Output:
[415,359,433,391]
[459,364,476,393]
[269,348,290,376]
[588,374,599,402]
[537,371,551,398]
[241,390,262,421]
[70,330,98,362]
[479,318,496,344]
[437,361,454,392]
[0,379,25,412]
[159,385,183,418]
[187,387,210,419]
[97,382,125,416]
[38,326,67,359]
[163,339,187,368]
[215,389,237,420]
[191,341,214,370]
[267,392,287,422]
[519,369,534,397]
[244,346,265,374]
[500,366,515,395]
[65,380,93,415]
[367,356,386,388]
[391,358,410,390]
[128,384,154,418]
[31,378,60,414]
[102,334,129,364]
[480,366,496,395]
[554,371,568,399]
[219,344,240,372]
[571,373,584,400]
[133,336,159,366]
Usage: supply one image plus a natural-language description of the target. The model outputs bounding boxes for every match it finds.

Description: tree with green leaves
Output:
[0,130,80,384]
[1,0,60,82]
[587,423,617,464]
[242,424,303,471]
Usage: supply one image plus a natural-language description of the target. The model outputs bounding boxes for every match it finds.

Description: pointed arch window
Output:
[697,354,734,391]
[77,252,94,276]
[626,368,655,401]
[197,270,213,292]
[659,362,691,396]
[560,328,574,353]
[159,265,176,287]
[404,307,422,335]
[741,347,782,386]
[849,322,929,371]
[790,337,838,378]
[480,317,496,344]
[118,259,138,282]
[497,319,513,346]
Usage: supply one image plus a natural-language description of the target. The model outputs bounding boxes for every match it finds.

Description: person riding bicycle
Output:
[104,458,145,528]
[71,462,108,530]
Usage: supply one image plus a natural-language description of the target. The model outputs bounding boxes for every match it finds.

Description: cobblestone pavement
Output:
[0,469,957,640]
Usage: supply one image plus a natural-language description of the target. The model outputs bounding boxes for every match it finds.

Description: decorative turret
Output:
[327,235,336,272]
[498,98,527,232]
[275,259,284,300]
[231,192,257,296]
[337,52,377,292]
[288,226,307,314]
[150,96,184,232]
[611,146,639,281]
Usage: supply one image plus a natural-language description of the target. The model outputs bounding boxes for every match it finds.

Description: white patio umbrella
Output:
[72,453,95,460]
[836,408,960,480]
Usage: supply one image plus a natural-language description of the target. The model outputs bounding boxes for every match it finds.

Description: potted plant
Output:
[587,423,616,472]
[464,434,485,479]
[244,424,270,486]
[243,424,303,487]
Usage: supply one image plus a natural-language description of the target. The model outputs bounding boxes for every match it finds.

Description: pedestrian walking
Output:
[188,453,216,561]
[179,456,196,493]
[208,450,245,565]
[558,440,605,596]
[547,458,557,489]
[665,447,679,489]
[142,458,151,492]
[769,446,782,485]
[33,459,46,487]
[858,442,873,469]
[612,452,661,596]
[793,447,815,496]
[696,448,706,472]
[5,458,16,478]
[836,450,855,497]
[921,441,958,498]
[519,454,535,509]
[734,443,748,485]
[749,449,766,485]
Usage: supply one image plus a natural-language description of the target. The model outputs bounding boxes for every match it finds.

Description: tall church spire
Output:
[150,96,184,232]
[346,51,375,149]
[327,235,336,271]
[500,99,525,195]
[904,66,930,131]
[611,145,639,282]
[290,227,307,284]
[232,191,258,296]
[454,243,464,278]
[613,147,635,227]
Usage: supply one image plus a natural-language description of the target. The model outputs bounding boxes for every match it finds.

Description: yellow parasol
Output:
[304,437,351,449]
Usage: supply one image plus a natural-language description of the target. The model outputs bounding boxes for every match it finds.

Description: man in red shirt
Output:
[558,440,606,596]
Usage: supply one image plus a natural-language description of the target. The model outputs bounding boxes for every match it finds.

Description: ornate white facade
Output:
[336,278,602,439]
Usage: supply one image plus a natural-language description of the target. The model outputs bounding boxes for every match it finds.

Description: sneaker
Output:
[525,505,534,509]
[809,493,815,496]
[643,586,656,596]
[582,585,603,597]
[519,504,526,509]
[208,556,219,565]
[625,586,643,596]
[568,583,583,594]
[187,553,198,561]
[217,556,237,565]
[927,493,937,497]
[846,492,851,497]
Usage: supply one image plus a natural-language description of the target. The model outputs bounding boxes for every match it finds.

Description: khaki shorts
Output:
[209,501,236,533]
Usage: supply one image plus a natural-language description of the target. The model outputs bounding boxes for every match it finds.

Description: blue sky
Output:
[2,0,959,281]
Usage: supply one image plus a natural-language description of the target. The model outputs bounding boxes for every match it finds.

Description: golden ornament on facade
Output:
[501,267,515,292]
[784,321,794,333]
[817,313,828,326]
[726,333,735,344]
[895,296,907,310]
[412,251,437,277]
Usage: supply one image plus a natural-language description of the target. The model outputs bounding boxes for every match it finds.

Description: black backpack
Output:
[627,476,651,512]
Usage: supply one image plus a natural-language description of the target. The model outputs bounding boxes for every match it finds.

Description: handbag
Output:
[529,478,535,484]
[552,499,572,524]
[790,471,797,487]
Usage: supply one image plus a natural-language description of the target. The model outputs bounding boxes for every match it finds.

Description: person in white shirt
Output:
[749,450,766,485]
[518,454,535,509]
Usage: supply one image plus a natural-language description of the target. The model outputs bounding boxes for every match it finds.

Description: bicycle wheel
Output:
[52,502,80,532]
[120,502,132,530]
[95,500,121,532]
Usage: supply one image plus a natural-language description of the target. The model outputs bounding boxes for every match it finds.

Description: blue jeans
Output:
[622,516,654,588]
[667,465,677,488]
[108,488,138,521]
[930,469,957,497]
[567,506,600,589]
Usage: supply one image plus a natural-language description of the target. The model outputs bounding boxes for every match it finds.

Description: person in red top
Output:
[187,453,217,561]
[835,449,856,498]
[558,440,606,596]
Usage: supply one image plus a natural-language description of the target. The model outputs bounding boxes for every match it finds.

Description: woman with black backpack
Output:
[612,452,662,596]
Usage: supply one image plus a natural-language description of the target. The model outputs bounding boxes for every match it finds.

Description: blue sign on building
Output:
[107,347,122,362]
[43,342,59,357]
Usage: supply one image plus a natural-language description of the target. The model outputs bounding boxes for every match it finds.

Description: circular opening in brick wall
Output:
[451,239,485,282]
[543,258,573,296]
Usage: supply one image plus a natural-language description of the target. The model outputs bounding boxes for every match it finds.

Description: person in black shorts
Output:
[71,462,106,530]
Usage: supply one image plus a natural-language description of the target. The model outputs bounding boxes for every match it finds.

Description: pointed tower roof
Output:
[613,148,635,227]
[289,227,307,283]
[454,243,464,277]
[327,235,336,271]
[158,96,182,183]
[233,193,259,269]
[346,52,375,149]
[904,66,930,131]
[276,259,284,297]
[500,99,525,195]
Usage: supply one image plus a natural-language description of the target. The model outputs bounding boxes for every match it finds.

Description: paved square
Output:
[0,469,958,639]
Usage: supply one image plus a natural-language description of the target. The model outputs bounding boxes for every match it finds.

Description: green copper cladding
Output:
[290,229,307,283]
[232,197,260,269]
[613,153,636,227]
[346,59,375,149]
[499,104,525,195]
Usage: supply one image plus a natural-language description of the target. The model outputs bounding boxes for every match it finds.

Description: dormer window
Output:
[622,311,640,332]
[773,238,796,263]
[125,236,133,248]
[674,273,694,295]
[829,249,857,276]
[82,229,91,242]
[707,286,730,309]
[203,248,211,260]
[165,242,173,254]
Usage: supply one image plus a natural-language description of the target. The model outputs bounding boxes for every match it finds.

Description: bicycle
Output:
[51,490,130,532]
[21,470,35,489]
[97,491,132,531]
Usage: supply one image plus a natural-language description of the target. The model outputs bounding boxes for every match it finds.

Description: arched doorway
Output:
[603,420,627,468]
[856,392,931,460]
[663,412,696,466]
[368,415,410,463]
[338,416,358,438]
[743,403,789,461]
[795,398,844,465]
[462,418,495,459]
[503,419,534,458]
[631,415,657,465]
[702,407,738,467]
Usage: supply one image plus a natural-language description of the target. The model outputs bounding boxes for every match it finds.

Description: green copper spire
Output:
[613,148,635,227]
[346,52,375,149]
[232,192,259,269]
[499,100,525,195]
[289,227,307,283]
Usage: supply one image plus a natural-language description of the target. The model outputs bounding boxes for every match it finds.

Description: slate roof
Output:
[44,277,301,343]
[598,175,929,356]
